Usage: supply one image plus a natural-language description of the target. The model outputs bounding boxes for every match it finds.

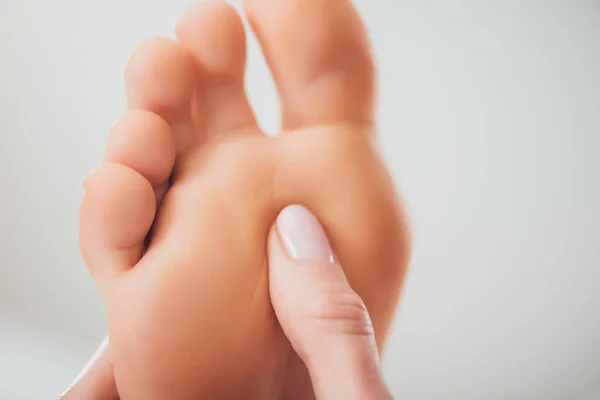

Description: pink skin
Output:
[67,0,410,398]
[62,206,393,400]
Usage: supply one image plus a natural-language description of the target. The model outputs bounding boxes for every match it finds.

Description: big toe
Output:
[244,0,376,129]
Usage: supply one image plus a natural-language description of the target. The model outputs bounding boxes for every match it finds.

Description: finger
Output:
[59,337,119,400]
[268,205,392,399]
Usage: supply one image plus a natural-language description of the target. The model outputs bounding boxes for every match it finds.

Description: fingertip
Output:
[266,223,288,270]
[276,205,334,263]
[59,337,119,400]
[267,205,389,399]
[267,205,338,320]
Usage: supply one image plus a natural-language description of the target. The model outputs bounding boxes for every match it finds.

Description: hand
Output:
[58,337,118,400]
[269,205,393,400]
[61,205,393,400]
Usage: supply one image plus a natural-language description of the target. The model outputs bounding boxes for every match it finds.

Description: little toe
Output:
[244,0,375,130]
[80,163,155,285]
[176,1,258,139]
[80,110,175,285]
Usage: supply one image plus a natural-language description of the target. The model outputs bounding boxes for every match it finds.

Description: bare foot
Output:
[79,0,410,398]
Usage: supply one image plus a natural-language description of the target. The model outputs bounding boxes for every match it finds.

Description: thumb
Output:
[268,205,391,400]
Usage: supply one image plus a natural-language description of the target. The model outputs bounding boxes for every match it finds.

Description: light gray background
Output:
[1,0,599,399]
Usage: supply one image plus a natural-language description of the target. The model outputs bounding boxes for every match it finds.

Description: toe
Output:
[125,37,196,152]
[80,163,155,283]
[176,1,258,138]
[105,110,175,197]
[243,0,375,130]
[80,110,175,285]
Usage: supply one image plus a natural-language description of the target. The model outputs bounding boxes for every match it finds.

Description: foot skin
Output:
[79,1,410,398]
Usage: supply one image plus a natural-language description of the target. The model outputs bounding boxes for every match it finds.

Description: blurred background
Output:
[1,0,599,398]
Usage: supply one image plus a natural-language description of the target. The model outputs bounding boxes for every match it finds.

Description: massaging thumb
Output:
[268,205,392,400]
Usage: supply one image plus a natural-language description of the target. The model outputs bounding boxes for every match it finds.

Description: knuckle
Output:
[304,286,374,336]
